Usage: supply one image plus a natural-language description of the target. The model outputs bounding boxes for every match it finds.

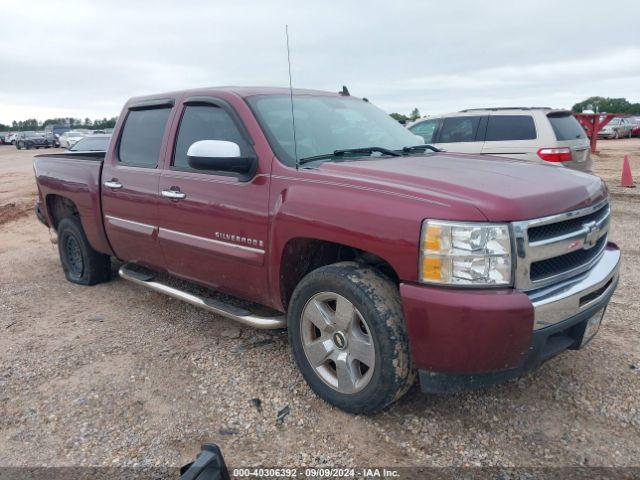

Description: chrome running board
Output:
[118,263,286,329]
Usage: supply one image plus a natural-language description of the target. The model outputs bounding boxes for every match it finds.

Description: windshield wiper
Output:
[400,144,441,154]
[298,146,401,165]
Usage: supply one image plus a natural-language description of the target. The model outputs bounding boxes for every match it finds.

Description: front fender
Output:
[266,173,485,309]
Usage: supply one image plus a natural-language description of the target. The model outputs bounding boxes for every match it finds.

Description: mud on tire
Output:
[288,261,415,414]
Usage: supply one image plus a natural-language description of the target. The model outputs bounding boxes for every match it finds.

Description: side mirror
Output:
[187,140,256,179]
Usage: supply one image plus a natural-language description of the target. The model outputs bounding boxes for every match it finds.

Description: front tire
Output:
[288,262,414,414]
[57,217,111,285]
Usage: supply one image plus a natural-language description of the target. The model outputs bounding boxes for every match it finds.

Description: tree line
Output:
[389,108,421,123]
[0,117,118,132]
[571,97,640,115]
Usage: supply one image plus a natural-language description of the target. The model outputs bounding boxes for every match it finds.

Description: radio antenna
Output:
[285,25,299,170]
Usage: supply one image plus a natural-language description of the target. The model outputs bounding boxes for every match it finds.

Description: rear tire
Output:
[288,262,414,414]
[57,217,111,285]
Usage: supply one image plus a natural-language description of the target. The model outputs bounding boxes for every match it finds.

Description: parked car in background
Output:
[44,124,71,147]
[15,131,49,149]
[408,108,592,172]
[0,132,10,144]
[8,132,19,145]
[67,134,112,152]
[628,116,640,137]
[598,117,633,139]
[58,130,87,148]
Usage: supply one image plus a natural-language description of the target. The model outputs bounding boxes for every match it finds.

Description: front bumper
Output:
[400,243,620,393]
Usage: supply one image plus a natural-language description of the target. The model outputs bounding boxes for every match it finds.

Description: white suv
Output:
[408,108,592,173]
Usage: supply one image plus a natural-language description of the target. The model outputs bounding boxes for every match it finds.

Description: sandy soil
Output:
[0,142,639,472]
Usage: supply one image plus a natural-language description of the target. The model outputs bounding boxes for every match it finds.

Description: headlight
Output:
[419,220,512,286]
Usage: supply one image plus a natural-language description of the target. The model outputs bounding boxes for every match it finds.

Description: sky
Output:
[1,0,639,125]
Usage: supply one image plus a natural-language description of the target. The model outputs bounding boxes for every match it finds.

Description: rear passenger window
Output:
[485,115,536,141]
[173,105,249,170]
[548,114,587,140]
[118,107,172,167]
[409,119,439,143]
[439,116,481,143]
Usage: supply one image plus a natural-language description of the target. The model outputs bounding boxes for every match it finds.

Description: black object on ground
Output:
[180,443,230,480]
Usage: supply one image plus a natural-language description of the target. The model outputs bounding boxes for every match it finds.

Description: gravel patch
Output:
[0,144,639,470]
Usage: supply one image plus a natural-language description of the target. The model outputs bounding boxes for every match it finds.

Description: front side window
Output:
[439,116,482,143]
[118,107,172,167]
[409,119,439,143]
[246,95,419,166]
[485,115,536,141]
[173,105,249,170]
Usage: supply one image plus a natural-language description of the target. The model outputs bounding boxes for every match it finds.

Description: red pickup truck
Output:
[33,87,620,413]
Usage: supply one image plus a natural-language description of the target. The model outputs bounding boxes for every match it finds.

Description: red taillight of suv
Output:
[537,147,572,163]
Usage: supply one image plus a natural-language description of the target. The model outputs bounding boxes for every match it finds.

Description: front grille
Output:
[528,203,609,243]
[513,200,610,290]
[530,235,606,281]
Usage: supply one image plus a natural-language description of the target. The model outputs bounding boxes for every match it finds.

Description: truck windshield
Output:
[246,94,419,166]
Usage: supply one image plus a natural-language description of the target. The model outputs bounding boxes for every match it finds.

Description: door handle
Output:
[104,180,123,189]
[161,189,187,200]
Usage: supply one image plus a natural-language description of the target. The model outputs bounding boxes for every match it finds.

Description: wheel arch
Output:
[277,236,400,312]
[45,194,80,230]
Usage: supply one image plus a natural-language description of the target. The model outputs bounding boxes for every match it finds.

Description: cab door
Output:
[156,96,272,306]
[101,100,176,270]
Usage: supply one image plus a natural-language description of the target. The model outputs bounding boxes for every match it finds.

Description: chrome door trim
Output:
[159,228,265,254]
[104,215,156,237]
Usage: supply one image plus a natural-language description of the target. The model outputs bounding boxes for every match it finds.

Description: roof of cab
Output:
[126,86,343,106]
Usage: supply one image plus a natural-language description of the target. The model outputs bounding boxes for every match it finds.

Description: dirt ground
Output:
[0,140,639,472]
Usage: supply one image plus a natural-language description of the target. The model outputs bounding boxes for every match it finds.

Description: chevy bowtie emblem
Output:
[332,331,347,350]
[583,221,599,249]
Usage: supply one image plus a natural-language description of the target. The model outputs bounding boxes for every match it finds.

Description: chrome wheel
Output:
[300,292,375,394]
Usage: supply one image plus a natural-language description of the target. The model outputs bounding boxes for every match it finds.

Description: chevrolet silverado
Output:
[33,87,620,413]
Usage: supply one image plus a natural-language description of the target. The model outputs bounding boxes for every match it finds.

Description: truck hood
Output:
[314,153,607,221]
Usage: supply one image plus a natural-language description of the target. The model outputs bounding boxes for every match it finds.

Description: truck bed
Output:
[34,150,106,162]
[33,151,113,255]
